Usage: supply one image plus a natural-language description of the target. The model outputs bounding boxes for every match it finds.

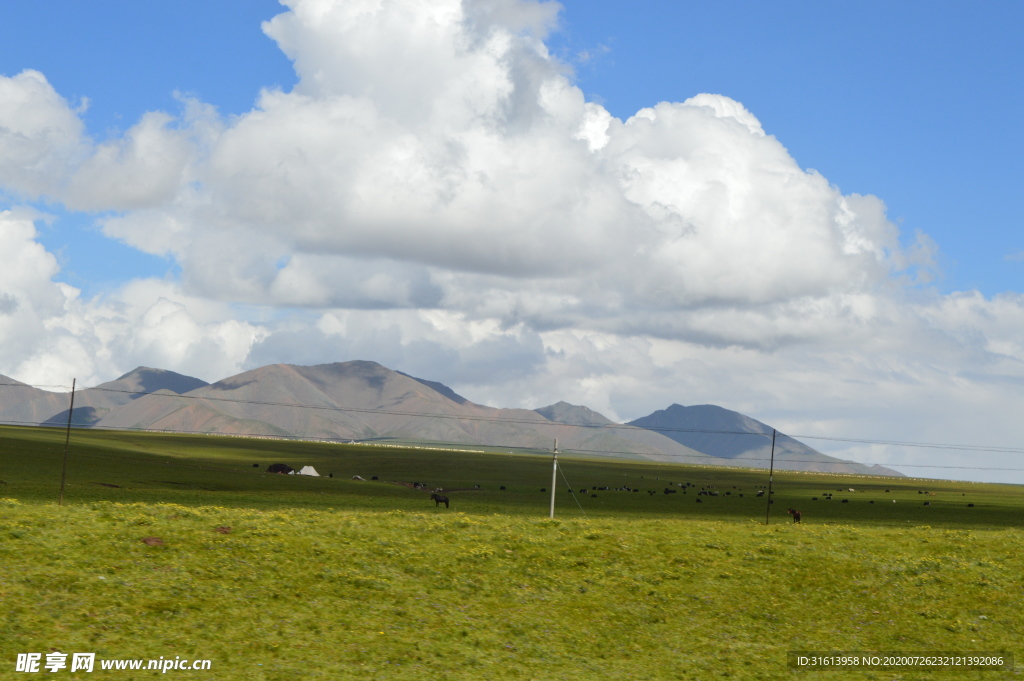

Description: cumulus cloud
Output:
[2,0,919,324]
[0,70,87,199]
[0,71,214,212]
[3,0,1024,481]
[0,211,263,386]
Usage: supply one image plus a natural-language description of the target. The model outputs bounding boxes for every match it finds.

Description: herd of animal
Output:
[281,473,970,518]
[433,480,772,511]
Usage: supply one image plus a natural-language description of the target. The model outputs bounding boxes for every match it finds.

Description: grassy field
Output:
[1,425,1023,679]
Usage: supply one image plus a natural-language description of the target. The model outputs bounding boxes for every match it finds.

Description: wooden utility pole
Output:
[58,379,76,507]
[549,439,558,519]
[764,429,776,525]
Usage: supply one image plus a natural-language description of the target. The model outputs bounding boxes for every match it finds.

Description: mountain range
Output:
[0,361,902,476]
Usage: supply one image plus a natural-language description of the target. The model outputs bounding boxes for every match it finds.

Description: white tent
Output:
[297,466,320,477]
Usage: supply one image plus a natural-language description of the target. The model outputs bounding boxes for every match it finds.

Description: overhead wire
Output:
[76,384,775,437]
[2,418,1023,473]
[2,383,1023,473]
[556,461,589,519]
[32,382,1024,455]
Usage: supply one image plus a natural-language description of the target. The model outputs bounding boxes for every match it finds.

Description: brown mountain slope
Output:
[92,362,708,462]
[0,367,208,428]
[4,360,899,475]
[0,374,52,413]
[627,404,903,476]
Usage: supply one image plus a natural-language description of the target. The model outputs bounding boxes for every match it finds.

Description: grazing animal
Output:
[430,493,449,509]
[967,503,975,507]
[923,501,930,506]
[787,508,802,523]
[500,486,506,490]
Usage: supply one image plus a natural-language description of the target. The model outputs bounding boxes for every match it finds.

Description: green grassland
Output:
[1,425,1023,679]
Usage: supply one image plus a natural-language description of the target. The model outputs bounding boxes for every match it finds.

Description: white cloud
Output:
[3,0,916,319]
[0,70,87,199]
[0,212,263,386]
[64,111,193,212]
[0,71,213,212]
[2,0,1024,481]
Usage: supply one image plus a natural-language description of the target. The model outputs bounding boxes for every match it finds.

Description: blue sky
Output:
[1,0,1023,482]
[553,1,1024,294]
[3,0,1021,296]
[0,1,295,296]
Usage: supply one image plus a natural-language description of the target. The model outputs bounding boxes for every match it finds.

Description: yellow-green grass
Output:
[1,501,1021,680]
[2,425,1024,679]
[2,425,1023,528]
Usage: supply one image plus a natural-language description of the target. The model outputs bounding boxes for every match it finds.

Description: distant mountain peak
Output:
[108,367,209,395]
[0,359,902,477]
[395,371,470,405]
[534,401,614,427]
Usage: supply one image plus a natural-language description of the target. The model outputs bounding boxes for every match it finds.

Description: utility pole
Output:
[549,439,558,519]
[58,378,76,507]
[764,428,776,525]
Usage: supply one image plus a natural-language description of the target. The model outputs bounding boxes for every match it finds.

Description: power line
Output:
[1,420,1023,473]
[78,385,773,437]
[3,382,1024,471]
[556,461,588,519]
[14,381,1024,456]
[787,433,1024,454]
